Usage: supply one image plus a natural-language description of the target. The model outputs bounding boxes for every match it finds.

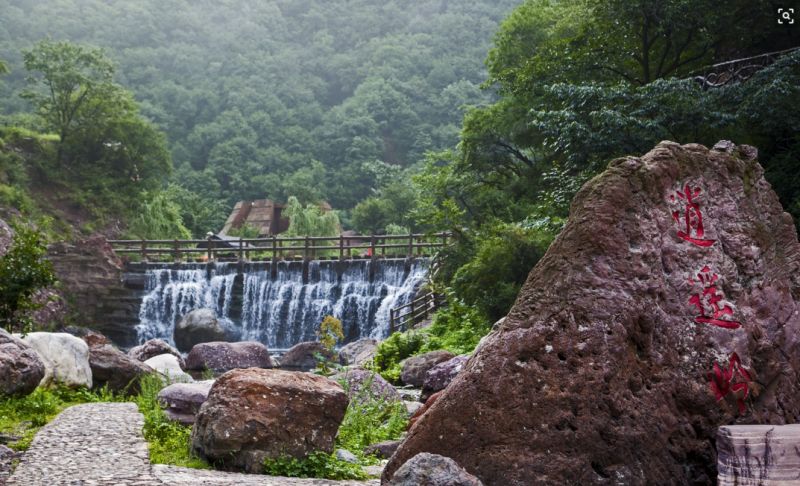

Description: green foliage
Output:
[135,373,209,469]
[335,375,408,456]
[284,196,340,237]
[450,223,553,321]
[263,451,367,480]
[420,294,491,356]
[371,331,426,384]
[227,223,260,239]
[127,190,192,240]
[0,385,118,451]
[317,315,344,352]
[351,180,419,235]
[0,221,56,333]
[0,0,520,212]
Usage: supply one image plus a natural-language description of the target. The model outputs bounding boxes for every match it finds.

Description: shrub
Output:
[135,373,209,469]
[371,330,426,384]
[419,292,491,355]
[0,221,57,333]
[336,375,408,456]
[263,451,366,480]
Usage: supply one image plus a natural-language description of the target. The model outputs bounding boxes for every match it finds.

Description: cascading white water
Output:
[134,259,428,348]
[136,263,238,344]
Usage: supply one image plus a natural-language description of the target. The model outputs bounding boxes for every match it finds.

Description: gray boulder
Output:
[420,354,470,402]
[400,350,454,387]
[158,381,214,425]
[279,341,334,371]
[387,453,483,486]
[21,332,92,388]
[174,308,227,352]
[331,368,400,405]
[0,329,45,396]
[128,339,185,369]
[185,341,274,372]
[338,338,378,366]
[364,440,402,459]
[88,343,153,394]
[335,448,359,464]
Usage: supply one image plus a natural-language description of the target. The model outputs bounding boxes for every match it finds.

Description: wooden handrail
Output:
[389,290,445,334]
[108,232,452,263]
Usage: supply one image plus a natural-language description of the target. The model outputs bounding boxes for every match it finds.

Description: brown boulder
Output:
[128,339,185,369]
[279,341,334,371]
[185,341,274,372]
[338,338,378,366]
[88,343,154,394]
[0,329,45,396]
[400,350,454,387]
[191,368,348,472]
[383,142,800,485]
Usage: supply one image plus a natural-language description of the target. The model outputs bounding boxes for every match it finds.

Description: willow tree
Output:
[283,196,340,237]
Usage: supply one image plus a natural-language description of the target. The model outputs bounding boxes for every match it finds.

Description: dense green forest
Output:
[0,0,519,235]
[1,0,798,334]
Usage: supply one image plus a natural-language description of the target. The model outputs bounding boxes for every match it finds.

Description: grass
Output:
[134,374,210,469]
[0,386,117,451]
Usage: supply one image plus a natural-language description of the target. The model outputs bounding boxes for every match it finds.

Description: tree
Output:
[0,222,56,333]
[21,40,117,162]
[283,196,340,237]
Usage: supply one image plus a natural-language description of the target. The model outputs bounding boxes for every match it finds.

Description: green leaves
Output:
[0,221,56,334]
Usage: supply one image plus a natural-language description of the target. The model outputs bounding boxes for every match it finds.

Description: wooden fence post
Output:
[238,237,244,262]
[339,234,344,261]
[174,239,180,262]
[407,233,414,258]
[141,239,148,262]
[370,235,376,261]
[206,235,213,262]
[272,235,278,261]
[389,308,395,334]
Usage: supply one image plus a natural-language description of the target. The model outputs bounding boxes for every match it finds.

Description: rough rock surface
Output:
[191,368,349,473]
[21,332,92,388]
[399,350,454,387]
[383,142,800,485]
[330,368,400,404]
[158,381,214,425]
[47,235,136,345]
[0,444,20,484]
[88,343,154,393]
[420,354,469,402]
[144,353,193,383]
[280,341,335,371]
[716,424,800,485]
[81,330,111,347]
[387,453,483,486]
[0,328,45,396]
[0,218,13,257]
[408,390,443,429]
[174,308,227,352]
[363,440,401,459]
[338,338,378,366]
[128,338,185,369]
[185,341,274,372]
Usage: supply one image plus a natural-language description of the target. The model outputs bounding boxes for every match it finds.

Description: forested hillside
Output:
[0,0,519,234]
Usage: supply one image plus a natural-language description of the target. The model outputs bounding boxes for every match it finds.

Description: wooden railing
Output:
[389,290,445,334]
[108,232,451,262]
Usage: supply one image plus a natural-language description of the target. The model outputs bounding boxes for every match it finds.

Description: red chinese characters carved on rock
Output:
[687,266,742,329]
[670,184,716,247]
[709,352,752,415]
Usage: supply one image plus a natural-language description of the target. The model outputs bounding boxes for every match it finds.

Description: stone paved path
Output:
[6,403,379,486]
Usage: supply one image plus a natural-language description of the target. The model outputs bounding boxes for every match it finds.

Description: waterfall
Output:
[134,259,428,348]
